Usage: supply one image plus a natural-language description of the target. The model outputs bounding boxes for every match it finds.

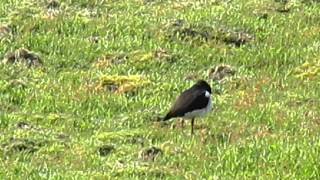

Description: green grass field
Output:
[1,0,320,179]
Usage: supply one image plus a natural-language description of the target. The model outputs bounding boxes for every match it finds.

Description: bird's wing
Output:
[165,88,210,119]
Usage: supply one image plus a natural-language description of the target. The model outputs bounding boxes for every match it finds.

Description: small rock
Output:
[16,121,32,129]
[139,146,163,161]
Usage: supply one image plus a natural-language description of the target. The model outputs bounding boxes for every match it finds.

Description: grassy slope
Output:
[0,0,320,179]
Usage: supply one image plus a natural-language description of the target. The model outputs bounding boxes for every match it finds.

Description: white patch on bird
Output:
[205,91,210,98]
[183,97,212,119]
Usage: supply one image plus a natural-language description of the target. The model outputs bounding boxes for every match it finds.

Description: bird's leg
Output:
[180,119,185,128]
[191,118,195,135]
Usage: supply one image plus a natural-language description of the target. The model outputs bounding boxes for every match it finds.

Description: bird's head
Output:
[195,80,212,94]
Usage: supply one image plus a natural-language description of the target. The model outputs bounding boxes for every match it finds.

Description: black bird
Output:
[163,80,212,135]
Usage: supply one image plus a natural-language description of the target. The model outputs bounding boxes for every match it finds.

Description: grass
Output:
[0,0,320,179]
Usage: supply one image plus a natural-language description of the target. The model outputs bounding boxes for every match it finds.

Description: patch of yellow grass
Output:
[95,129,145,141]
[98,75,150,94]
[131,50,154,62]
[303,26,320,37]
[92,58,113,68]
[294,58,320,80]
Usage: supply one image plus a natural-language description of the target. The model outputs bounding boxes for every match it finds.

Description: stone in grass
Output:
[208,64,236,81]
[139,146,163,161]
[3,48,43,67]
[98,144,115,156]
[16,121,33,129]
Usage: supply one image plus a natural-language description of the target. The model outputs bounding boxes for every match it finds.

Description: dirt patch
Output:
[286,98,319,107]
[274,0,291,13]
[153,48,178,63]
[275,7,290,13]
[128,135,145,146]
[0,25,11,37]
[98,144,114,156]
[220,30,253,47]
[255,12,269,20]
[139,146,163,161]
[130,49,179,63]
[165,19,212,42]
[184,73,199,81]
[3,48,43,67]
[208,64,236,81]
[55,133,70,141]
[164,19,253,47]
[47,0,60,9]
[7,79,27,90]
[2,138,45,154]
[93,49,178,68]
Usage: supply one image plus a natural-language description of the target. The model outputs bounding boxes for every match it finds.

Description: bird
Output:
[162,80,212,135]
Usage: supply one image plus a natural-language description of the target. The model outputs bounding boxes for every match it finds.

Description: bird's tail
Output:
[162,113,172,121]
